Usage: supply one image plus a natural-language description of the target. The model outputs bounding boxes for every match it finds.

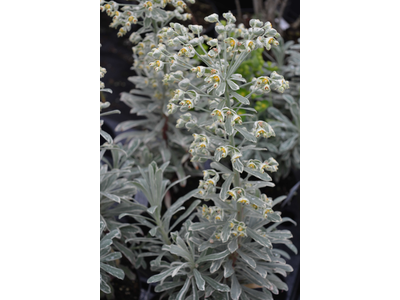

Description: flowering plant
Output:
[100,2,298,299]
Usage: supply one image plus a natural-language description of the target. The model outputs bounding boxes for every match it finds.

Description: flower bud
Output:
[204,13,219,23]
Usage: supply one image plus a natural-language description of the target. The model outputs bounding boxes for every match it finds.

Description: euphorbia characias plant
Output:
[100,1,298,298]
[142,12,297,300]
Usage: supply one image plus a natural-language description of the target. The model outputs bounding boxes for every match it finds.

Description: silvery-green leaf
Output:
[235,126,257,143]
[223,260,234,278]
[282,94,295,105]
[227,79,239,91]
[272,196,287,206]
[147,205,158,215]
[169,244,192,262]
[268,107,294,125]
[144,17,151,28]
[100,88,112,94]
[279,134,299,153]
[115,120,148,132]
[254,265,268,278]
[231,91,250,105]
[227,238,238,253]
[100,130,113,144]
[230,74,247,82]
[232,159,244,173]
[101,252,122,262]
[113,240,136,265]
[101,192,121,203]
[100,239,113,250]
[147,268,175,284]
[247,227,272,248]
[242,286,273,300]
[210,162,232,174]
[220,173,233,200]
[191,278,199,300]
[244,167,272,181]
[215,82,226,96]
[100,263,125,280]
[210,258,224,274]
[230,274,242,300]
[203,275,230,292]
[196,249,230,263]
[237,249,256,268]
[193,269,206,291]
[290,103,300,128]
[247,194,267,208]
[155,281,183,293]
[189,222,217,231]
[221,220,232,243]
[176,277,191,300]
[225,115,234,135]
[172,263,188,277]
[267,212,282,222]
[163,189,199,226]
[149,226,158,236]
[170,200,201,231]
[100,276,111,294]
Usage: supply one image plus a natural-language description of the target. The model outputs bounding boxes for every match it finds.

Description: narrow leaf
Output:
[193,269,206,291]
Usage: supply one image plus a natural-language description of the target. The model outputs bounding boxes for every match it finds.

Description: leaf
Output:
[272,196,287,206]
[235,126,257,143]
[163,189,199,225]
[147,205,158,215]
[144,17,151,28]
[112,240,136,265]
[230,274,242,300]
[227,238,238,253]
[247,227,272,248]
[244,167,272,181]
[176,277,191,300]
[203,275,230,292]
[268,107,293,125]
[101,252,122,262]
[191,278,199,300]
[193,269,206,291]
[189,222,217,232]
[231,91,250,105]
[210,258,224,273]
[169,244,192,262]
[100,130,113,144]
[279,134,299,153]
[115,120,148,132]
[147,268,175,284]
[154,281,183,293]
[221,220,233,243]
[223,260,234,278]
[172,263,187,277]
[100,276,111,294]
[196,249,230,263]
[237,249,256,268]
[215,82,226,96]
[232,159,244,173]
[170,200,201,231]
[100,263,125,280]
[149,226,158,236]
[224,115,234,135]
[220,173,233,200]
[210,162,232,174]
[101,191,121,203]
[282,94,295,105]
[227,79,239,91]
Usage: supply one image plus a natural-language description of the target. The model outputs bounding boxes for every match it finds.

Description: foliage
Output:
[100,2,299,299]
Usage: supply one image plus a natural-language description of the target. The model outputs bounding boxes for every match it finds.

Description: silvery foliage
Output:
[101,62,199,294]
[249,39,300,181]
[101,0,202,183]
[143,13,297,299]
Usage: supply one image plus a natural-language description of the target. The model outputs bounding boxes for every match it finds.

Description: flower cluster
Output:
[101,0,194,38]
[246,157,279,173]
[198,169,219,196]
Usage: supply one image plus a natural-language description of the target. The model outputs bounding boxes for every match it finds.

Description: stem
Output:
[226,89,241,188]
